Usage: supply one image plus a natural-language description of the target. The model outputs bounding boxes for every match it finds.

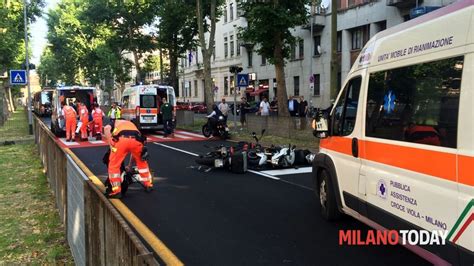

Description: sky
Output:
[30,0,58,65]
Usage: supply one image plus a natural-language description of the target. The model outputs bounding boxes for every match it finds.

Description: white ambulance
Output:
[312,1,473,264]
[121,85,176,131]
[50,86,96,137]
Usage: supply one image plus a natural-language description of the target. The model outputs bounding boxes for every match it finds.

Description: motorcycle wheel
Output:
[221,130,229,140]
[202,124,212,138]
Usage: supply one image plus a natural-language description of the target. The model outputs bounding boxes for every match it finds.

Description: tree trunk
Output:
[169,53,179,96]
[203,52,213,110]
[6,87,15,112]
[132,50,142,84]
[274,32,290,117]
[0,84,5,125]
[196,0,218,111]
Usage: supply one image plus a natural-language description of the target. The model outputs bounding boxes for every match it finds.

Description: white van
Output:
[51,86,96,136]
[312,1,473,265]
[121,85,176,131]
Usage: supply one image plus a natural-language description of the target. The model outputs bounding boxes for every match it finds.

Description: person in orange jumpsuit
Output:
[91,103,104,139]
[78,102,89,141]
[61,102,77,142]
[104,120,153,198]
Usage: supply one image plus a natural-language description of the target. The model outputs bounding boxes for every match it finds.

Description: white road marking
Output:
[260,167,312,176]
[152,135,165,139]
[173,133,192,139]
[88,140,105,144]
[154,143,199,157]
[174,131,205,138]
[247,170,280,180]
[59,138,79,146]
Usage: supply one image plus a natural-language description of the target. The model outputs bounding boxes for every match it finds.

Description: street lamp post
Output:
[24,0,32,134]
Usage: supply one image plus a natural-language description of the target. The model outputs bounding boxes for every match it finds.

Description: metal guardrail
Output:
[33,116,158,265]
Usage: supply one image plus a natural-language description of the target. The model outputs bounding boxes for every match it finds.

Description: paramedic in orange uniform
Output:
[91,103,104,138]
[78,102,89,141]
[104,120,153,198]
[61,101,77,142]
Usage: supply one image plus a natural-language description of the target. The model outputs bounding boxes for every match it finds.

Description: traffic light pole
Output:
[233,72,237,131]
[24,0,32,135]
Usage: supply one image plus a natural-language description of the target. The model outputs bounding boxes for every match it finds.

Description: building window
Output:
[313,35,321,56]
[294,76,300,96]
[212,45,216,61]
[337,31,342,52]
[236,38,240,56]
[224,76,229,96]
[224,37,228,58]
[352,27,363,50]
[348,0,355,7]
[230,75,235,95]
[230,35,234,57]
[248,50,253,67]
[261,54,266,65]
[230,3,234,21]
[291,44,296,60]
[298,39,304,59]
[366,56,463,148]
[224,6,227,23]
[194,80,198,97]
[313,74,320,96]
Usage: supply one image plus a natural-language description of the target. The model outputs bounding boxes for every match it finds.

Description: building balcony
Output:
[386,0,420,9]
[302,8,326,32]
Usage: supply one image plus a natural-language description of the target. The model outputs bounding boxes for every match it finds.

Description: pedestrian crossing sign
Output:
[9,70,27,85]
[237,73,249,87]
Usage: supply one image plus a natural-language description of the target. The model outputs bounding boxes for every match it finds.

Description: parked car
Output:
[191,103,207,114]
[176,102,192,111]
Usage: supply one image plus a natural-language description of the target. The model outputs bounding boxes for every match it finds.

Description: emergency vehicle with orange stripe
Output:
[311,1,473,265]
[51,86,96,137]
[121,85,176,131]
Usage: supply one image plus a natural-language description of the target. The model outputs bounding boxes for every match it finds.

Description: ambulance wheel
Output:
[317,169,341,221]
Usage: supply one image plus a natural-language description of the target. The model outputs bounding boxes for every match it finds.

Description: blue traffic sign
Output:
[9,70,27,85]
[237,73,249,87]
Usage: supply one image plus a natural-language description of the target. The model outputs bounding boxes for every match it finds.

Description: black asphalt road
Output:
[72,140,430,266]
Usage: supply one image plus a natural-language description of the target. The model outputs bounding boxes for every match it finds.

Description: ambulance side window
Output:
[332,76,362,136]
[365,56,463,148]
[122,96,129,109]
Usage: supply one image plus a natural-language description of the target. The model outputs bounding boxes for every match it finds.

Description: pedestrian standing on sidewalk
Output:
[298,96,309,129]
[239,97,250,128]
[160,97,174,138]
[218,98,230,123]
[259,97,271,116]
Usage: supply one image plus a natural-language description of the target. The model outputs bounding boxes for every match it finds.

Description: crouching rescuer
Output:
[104,119,153,198]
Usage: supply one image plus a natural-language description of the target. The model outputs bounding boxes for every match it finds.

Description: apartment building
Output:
[179,0,455,108]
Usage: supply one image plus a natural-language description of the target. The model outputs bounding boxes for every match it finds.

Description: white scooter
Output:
[269,144,296,168]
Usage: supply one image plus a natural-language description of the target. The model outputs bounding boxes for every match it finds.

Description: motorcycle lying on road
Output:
[202,115,229,139]
[195,144,247,173]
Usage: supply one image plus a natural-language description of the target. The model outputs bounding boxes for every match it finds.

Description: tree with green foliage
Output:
[156,0,197,94]
[195,0,225,110]
[239,0,310,116]
[82,0,159,85]
[0,0,43,121]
